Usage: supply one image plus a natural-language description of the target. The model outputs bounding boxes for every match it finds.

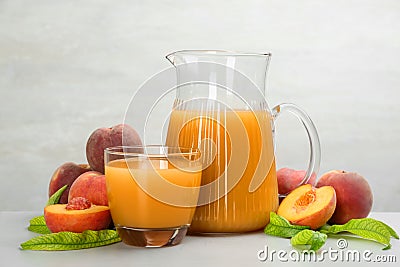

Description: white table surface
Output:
[2,211,399,267]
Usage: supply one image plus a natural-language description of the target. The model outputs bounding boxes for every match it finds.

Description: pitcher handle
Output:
[272,103,321,197]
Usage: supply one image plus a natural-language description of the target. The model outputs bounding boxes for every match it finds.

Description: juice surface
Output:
[105,158,201,229]
[166,109,279,233]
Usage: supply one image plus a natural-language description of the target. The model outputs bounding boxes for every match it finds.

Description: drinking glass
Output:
[104,145,201,247]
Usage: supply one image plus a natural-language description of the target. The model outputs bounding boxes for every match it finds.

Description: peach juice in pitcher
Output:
[165,50,321,233]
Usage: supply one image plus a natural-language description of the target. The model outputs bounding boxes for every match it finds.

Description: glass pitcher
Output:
[165,50,320,233]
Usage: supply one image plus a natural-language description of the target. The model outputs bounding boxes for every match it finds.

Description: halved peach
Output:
[44,204,111,233]
[277,184,336,229]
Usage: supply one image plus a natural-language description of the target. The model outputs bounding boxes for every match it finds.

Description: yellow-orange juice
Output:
[105,158,201,229]
[166,109,279,233]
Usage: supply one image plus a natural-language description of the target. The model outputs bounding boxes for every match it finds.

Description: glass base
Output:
[116,225,189,247]
[187,227,264,236]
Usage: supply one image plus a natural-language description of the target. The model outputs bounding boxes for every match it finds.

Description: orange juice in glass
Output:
[104,146,201,247]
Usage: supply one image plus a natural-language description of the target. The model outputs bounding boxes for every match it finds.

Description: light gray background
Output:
[1,0,399,211]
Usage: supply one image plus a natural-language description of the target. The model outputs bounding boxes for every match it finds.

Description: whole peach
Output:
[48,162,91,204]
[68,171,108,206]
[86,124,142,173]
[316,170,373,224]
[277,167,316,195]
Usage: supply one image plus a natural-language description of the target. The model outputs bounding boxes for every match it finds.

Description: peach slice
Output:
[44,204,111,233]
[277,184,336,229]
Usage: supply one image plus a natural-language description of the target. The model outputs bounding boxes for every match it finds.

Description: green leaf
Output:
[264,212,310,238]
[47,185,68,206]
[291,229,327,251]
[376,220,399,239]
[27,215,51,234]
[326,218,395,250]
[20,230,121,251]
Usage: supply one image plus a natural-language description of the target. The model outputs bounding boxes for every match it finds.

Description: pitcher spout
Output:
[166,51,176,66]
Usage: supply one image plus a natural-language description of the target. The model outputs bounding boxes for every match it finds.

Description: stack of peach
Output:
[45,124,142,233]
[276,168,373,229]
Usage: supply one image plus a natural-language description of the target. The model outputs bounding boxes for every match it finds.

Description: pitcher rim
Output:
[166,49,272,58]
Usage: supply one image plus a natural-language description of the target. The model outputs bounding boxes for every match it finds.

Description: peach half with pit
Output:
[316,170,373,225]
[44,197,111,233]
[277,184,336,229]
[48,162,91,204]
[68,171,108,206]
